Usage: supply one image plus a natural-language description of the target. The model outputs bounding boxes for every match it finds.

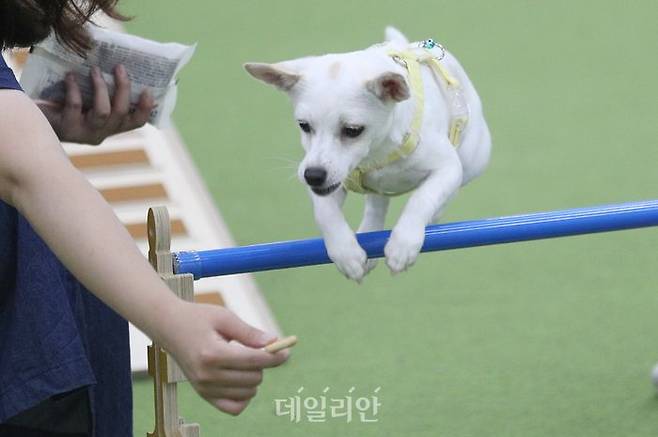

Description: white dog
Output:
[245,27,491,281]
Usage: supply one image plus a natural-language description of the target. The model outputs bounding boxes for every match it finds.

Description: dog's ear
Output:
[243,63,300,91]
[366,72,410,103]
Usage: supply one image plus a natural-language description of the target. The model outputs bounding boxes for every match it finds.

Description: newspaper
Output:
[20,25,196,128]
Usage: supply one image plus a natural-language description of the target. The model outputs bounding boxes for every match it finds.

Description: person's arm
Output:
[0,89,288,415]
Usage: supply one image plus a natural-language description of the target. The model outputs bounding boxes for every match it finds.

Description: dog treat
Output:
[263,335,298,353]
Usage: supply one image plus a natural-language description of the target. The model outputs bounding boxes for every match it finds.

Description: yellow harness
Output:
[343,41,469,196]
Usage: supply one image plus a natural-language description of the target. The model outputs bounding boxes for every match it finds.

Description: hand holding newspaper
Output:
[20,25,195,128]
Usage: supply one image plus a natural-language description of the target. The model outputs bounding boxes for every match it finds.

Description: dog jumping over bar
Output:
[245,26,491,281]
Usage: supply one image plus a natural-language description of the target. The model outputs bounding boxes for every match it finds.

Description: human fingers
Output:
[213,398,251,416]
[123,89,154,130]
[198,385,257,402]
[213,369,263,388]
[214,308,275,348]
[61,72,83,129]
[87,66,111,129]
[109,64,131,122]
[218,341,289,371]
[190,367,263,390]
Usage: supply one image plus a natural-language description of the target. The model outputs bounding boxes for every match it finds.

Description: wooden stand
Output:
[147,207,200,437]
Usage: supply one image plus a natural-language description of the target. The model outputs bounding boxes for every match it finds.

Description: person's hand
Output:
[160,301,289,415]
[36,65,155,145]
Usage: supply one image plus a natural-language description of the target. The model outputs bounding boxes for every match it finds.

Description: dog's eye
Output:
[298,121,311,133]
[342,125,365,139]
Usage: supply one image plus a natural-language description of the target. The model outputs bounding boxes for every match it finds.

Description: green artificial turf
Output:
[123,1,658,435]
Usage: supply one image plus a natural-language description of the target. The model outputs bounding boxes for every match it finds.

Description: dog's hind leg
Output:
[357,194,390,273]
[357,194,390,233]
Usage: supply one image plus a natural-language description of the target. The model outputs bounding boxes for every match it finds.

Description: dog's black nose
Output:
[304,167,327,187]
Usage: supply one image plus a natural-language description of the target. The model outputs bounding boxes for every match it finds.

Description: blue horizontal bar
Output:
[174,199,658,279]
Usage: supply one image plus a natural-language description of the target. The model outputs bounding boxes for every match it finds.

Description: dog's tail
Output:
[385,26,409,44]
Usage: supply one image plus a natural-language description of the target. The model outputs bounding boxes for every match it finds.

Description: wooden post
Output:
[147,207,200,437]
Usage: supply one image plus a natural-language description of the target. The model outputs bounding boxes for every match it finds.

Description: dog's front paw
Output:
[326,238,368,282]
[384,225,425,274]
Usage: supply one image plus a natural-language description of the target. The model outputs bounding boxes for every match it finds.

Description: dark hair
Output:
[0,0,128,55]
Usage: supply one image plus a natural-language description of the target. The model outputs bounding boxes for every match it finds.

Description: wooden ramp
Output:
[8,44,282,374]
